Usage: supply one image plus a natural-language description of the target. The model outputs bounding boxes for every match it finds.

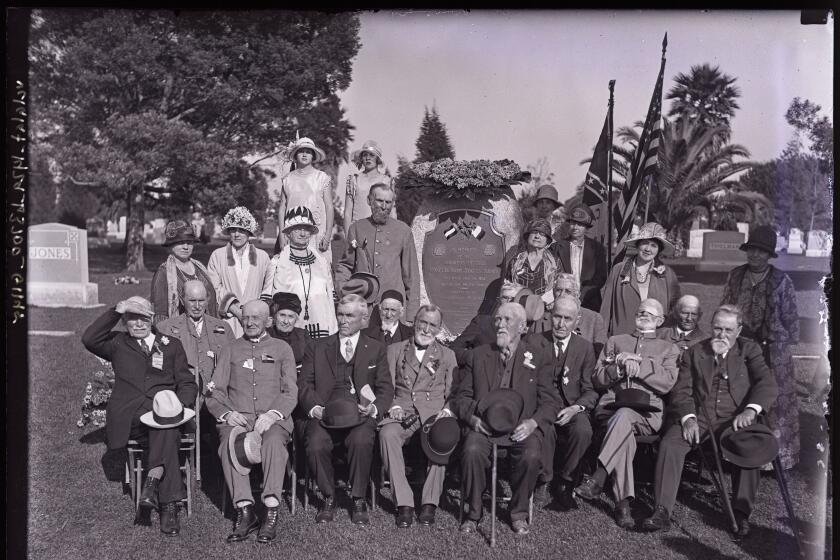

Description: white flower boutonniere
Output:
[522,351,536,369]
[562,366,570,385]
[350,239,358,249]
[160,336,170,346]
[652,264,666,275]
[205,381,216,393]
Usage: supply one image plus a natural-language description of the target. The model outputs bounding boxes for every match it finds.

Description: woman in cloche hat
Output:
[505,218,559,310]
[600,222,681,337]
[268,206,338,339]
[150,219,218,324]
[275,136,334,263]
[344,140,396,234]
[721,225,800,471]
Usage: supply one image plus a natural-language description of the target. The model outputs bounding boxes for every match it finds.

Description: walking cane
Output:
[760,417,806,558]
[698,403,739,534]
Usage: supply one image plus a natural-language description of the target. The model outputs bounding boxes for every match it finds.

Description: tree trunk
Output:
[125,183,146,272]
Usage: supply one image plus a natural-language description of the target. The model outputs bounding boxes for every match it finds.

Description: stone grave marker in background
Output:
[697,230,746,271]
[806,230,832,257]
[686,228,714,258]
[28,223,99,307]
[737,222,750,241]
[788,228,804,255]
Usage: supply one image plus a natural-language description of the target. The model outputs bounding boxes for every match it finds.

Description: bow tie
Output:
[415,343,429,351]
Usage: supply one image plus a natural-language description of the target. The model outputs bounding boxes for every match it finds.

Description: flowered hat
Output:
[221,206,258,236]
[289,137,326,164]
[282,206,319,234]
[351,140,384,168]
[624,222,675,257]
[162,219,198,247]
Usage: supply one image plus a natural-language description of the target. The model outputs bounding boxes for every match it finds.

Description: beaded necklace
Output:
[289,246,315,320]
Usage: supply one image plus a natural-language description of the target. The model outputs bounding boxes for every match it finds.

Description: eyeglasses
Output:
[635,311,660,319]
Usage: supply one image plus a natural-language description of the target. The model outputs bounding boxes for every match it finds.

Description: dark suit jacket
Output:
[82,308,197,450]
[668,337,778,426]
[362,321,414,346]
[267,326,308,366]
[451,313,496,367]
[656,326,708,360]
[298,332,394,419]
[527,331,598,410]
[553,237,607,311]
[451,339,561,436]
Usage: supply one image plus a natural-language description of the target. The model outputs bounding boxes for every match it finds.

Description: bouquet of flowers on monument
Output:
[402,158,531,200]
[77,357,116,428]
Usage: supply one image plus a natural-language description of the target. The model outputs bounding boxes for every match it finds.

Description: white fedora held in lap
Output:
[140,390,195,429]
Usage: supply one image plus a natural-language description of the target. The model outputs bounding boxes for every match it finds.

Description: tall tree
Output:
[30,10,360,271]
[394,106,456,224]
[666,63,741,138]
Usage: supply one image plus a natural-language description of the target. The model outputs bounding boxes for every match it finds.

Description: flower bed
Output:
[401,158,531,200]
[77,357,115,429]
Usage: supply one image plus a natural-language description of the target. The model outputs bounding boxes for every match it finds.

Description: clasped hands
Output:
[470,415,537,442]
[226,410,281,435]
[682,408,757,445]
[616,352,643,378]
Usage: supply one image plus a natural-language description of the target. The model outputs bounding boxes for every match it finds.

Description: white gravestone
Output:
[737,222,750,241]
[806,230,831,257]
[788,228,804,255]
[27,223,99,307]
[686,229,714,258]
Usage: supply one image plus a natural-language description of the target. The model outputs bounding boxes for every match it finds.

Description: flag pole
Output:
[607,79,615,267]
[644,33,668,225]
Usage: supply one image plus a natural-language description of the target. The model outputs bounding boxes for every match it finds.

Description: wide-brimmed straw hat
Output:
[282,206,319,234]
[162,219,198,247]
[289,137,326,163]
[624,222,675,258]
[228,426,262,476]
[140,390,196,429]
[351,140,384,168]
[739,225,778,258]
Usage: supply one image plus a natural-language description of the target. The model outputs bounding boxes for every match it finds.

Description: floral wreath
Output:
[400,158,531,200]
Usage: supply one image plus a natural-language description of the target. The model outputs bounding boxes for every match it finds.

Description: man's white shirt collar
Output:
[339,331,361,355]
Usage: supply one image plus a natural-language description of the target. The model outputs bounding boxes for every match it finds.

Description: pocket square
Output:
[367,364,377,369]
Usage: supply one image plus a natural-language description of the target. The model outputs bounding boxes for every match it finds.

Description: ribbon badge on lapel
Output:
[523,351,536,370]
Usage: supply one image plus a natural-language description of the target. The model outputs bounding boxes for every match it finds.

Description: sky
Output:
[336,10,834,201]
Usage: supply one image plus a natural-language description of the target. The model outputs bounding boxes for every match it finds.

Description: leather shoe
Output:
[735,512,750,538]
[159,501,180,536]
[315,496,337,524]
[395,506,413,528]
[227,504,259,542]
[614,502,634,529]
[459,519,478,533]
[139,476,160,510]
[553,483,578,511]
[512,519,530,535]
[573,477,603,501]
[257,506,280,543]
[351,498,370,525]
[417,504,436,526]
[642,505,671,532]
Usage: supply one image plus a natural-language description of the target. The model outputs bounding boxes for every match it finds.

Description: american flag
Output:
[612,33,667,263]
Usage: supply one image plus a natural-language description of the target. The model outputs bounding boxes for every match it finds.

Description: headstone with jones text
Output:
[27,223,99,307]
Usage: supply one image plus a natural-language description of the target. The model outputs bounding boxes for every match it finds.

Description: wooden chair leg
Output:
[134,454,143,512]
[491,443,498,548]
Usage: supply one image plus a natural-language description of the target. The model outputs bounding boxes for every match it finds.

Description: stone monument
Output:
[28,223,99,307]
[697,230,746,272]
[686,228,714,258]
[788,228,804,255]
[806,230,832,257]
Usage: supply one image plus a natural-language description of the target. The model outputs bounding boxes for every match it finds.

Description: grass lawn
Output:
[25,248,832,560]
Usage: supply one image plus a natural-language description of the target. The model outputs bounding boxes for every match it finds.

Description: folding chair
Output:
[458,442,535,548]
[301,441,378,513]
[125,429,195,516]
[220,437,298,515]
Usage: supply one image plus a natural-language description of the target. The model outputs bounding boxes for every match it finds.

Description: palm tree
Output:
[666,64,741,140]
[608,113,753,244]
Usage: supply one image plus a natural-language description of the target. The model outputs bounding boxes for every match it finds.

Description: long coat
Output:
[380,339,458,425]
[553,237,608,311]
[451,339,561,437]
[526,331,598,410]
[667,337,778,427]
[206,242,273,338]
[600,259,681,337]
[82,308,197,450]
[656,325,708,361]
[298,332,394,419]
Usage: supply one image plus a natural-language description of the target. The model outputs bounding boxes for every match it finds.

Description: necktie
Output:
[383,330,392,344]
[678,331,687,341]
[139,340,150,355]
[344,339,353,361]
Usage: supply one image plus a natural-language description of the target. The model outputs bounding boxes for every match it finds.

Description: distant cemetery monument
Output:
[28,223,99,307]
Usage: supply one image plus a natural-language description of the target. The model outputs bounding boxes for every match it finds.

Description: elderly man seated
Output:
[656,294,707,359]
[363,289,413,345]
[531,273,606,354]
[453,302,561,535]
[379,304,458,527]
[82,296,197,536]
[574,298,679,529]
[206,300,298,544]
[451,280,524,367]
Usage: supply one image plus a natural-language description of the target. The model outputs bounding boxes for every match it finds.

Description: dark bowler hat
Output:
[227,426,262,476]
[739,225,778,258]
[340,272,380,304]
[320,398,366,430]
[476,388,525,446]
[162,219,198,247]
[421,415,460,465]
[567,204,596,227]
[272,292,302,315]
[604,387,660,413]
[719,423,779,469]
[534,184,562,209]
